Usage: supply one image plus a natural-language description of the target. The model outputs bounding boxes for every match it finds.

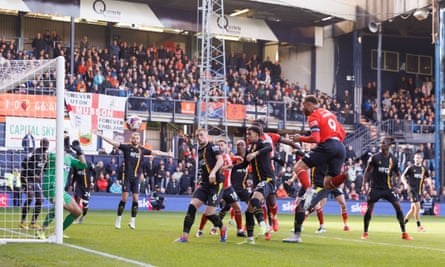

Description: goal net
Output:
[0,56,65,244]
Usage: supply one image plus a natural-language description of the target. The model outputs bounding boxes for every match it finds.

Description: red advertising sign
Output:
[0,94,56,118]
[227,104,246,120]
[0,194,8,207]
[180,102,196,115]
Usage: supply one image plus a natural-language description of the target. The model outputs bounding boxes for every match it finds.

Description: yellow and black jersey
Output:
[368,152,399,190]
[403,165,429,194]
[198,142,224,184]
[247,139,275,186]
[22,147,48,182]
[119,143,151,179]
[231,159,249,191]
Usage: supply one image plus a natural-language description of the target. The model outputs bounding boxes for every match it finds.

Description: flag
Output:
[65,101,82,128]
[200,102,223,118]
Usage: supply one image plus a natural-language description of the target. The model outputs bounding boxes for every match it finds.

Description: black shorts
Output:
[331,187,344,198]
[302,139,346,177]
[192,183,223,207]
[367,188,399,204]
[297,187,306,198]
[233,186,251,203]
[253,181,276,199]
[75,184,91,202]
[409,190,421,203]
[308,187,329,209]
[24,182,43,199]
[122,176,141,194]
[222,186,240,204]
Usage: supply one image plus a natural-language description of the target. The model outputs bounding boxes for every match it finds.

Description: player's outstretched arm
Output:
[279,136,302,151]
[151,150,173,158]
[94,130,120,148]
[400,168,410,190]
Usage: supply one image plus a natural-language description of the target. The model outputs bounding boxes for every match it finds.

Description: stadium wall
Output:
[279,44,313,91]
[315,33,335,94]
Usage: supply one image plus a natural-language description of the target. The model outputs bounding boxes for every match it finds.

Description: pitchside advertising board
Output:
[0,193,441,216]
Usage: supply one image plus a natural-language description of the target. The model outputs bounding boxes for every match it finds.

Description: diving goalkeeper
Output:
[37,133,87,239]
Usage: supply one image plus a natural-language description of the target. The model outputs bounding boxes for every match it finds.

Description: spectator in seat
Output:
[105,157,119,184]
[166,175,180,195]
[110,180,122,194]
[171,165,184,183]
[165,157,177,174]
[345,145,356,162]
[226,50,238,71]
[348,187,359,201]
[154,161,167,189]
[179,168,193,195]
[271,60,282,83]
[31,33,46,58]
[93,161,105,184]
[80,36,89,54]
[96,172,109,192]
[276,183,288,198]
[110,146,120,155]
[110,39,120,61]
[53,41,64,58]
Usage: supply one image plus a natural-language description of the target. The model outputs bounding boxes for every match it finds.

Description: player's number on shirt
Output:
[328,118,337,132]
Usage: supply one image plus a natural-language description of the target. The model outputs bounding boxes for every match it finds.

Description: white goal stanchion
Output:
[0,56,65,244]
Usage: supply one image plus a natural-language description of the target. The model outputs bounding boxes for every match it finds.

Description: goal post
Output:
[0,56,65,244]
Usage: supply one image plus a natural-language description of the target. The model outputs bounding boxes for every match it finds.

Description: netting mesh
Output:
[0,58,61,242]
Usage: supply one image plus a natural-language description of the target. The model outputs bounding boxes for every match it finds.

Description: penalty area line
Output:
[306,234,445,253]
[64,243,156,267]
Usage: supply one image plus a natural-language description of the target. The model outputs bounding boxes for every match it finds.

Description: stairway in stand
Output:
[345,117,377,158]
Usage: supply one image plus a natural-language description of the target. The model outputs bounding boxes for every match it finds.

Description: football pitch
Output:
[1,210,444,267]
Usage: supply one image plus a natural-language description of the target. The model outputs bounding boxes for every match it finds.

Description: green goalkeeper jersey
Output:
[42,152,87,199]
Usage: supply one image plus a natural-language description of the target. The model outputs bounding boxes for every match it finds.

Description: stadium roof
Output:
[133,0,435,40]
[135,0,355,27]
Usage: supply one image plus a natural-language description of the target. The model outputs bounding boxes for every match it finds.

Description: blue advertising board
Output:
[1,193,441,217]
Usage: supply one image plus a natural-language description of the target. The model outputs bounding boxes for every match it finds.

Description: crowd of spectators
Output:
[1,32,357,124]
[362,75,435,134]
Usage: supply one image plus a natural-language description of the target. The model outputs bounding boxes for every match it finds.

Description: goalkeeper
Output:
[37,133,87,239]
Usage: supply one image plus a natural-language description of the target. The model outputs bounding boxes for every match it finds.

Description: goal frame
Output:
[0,56,65,244]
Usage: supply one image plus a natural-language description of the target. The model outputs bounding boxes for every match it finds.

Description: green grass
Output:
[1,210,445,267]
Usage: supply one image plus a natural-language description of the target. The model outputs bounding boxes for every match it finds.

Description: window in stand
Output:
[406,54,432,75]
[370,49,399,72]
[384,51,399,72]
[419,56,432,75]
[406,54,419,74]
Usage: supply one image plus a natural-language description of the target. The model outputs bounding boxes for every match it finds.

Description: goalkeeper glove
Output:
[71,140,83,156]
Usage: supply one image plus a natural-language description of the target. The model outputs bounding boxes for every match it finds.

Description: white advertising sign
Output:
[210,15,278,41]
[80,0,163,27]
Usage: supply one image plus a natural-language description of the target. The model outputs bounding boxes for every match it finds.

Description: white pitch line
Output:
[305,233,445,253]
[63,243,157,267]
[1,227,43,239]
